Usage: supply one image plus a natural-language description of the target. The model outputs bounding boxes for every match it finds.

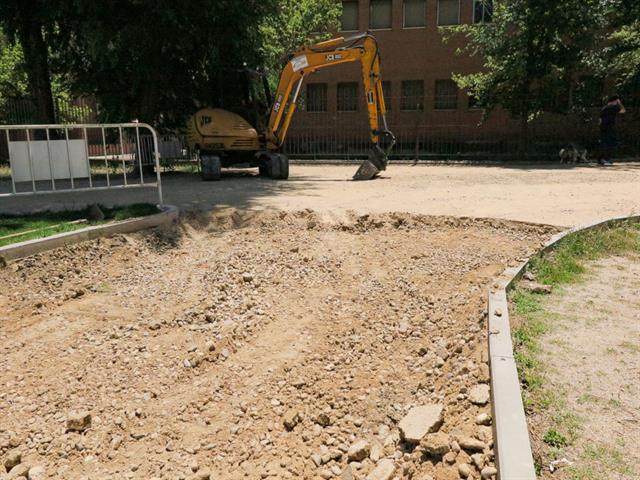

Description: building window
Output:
[400,80,424,111]
[341,1,359,31]
[473,0,493,24]
[381,81,392,111]
[370,0,392,30]
[306,83,327,112]
[434,79,459,110]
[437,0,460,26]
[404,0,426,28]
[337,82,359,111]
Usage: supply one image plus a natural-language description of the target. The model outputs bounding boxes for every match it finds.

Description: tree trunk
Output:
[16,14,56,125]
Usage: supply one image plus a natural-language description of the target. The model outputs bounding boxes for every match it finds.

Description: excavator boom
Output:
[266,33,395,180]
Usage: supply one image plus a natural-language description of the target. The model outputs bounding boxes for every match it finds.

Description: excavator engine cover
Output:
[353,146,388,181]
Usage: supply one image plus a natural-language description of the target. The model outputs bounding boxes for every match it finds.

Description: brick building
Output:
[286,0,520,158]
[285,0,637,160]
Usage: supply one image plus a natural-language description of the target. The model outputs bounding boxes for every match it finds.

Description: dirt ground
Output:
[3,163,640,227]
[528,257,640,480]
[0,211,556,480]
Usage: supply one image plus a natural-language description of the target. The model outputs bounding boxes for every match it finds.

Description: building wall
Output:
[290,0,516,138]
[285,0,640,160]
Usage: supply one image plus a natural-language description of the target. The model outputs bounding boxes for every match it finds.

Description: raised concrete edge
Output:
[489,213,640,480]
[0,205,179,264]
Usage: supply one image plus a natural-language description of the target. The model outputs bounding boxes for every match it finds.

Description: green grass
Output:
[528,221,640,285]
[544,429,569,448]
[567,444,634,479]
[0,203,158,247]
[511,220,640,477]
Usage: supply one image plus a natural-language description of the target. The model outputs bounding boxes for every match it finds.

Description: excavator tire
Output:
[263,153,289,180]
[200,154,221,181]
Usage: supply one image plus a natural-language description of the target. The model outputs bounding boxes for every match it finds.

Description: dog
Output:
[559,143,588,164]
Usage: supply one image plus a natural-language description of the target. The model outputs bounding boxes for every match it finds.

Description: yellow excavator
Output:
[187,33,395,181]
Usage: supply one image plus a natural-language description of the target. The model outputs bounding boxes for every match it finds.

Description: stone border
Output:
[488,214,640,479]
[0,205,179,264]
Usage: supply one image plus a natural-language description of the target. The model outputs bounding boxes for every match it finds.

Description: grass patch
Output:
[568,444,634,478]
[528,221,640,285]
[0,203,158,247]
[511,219,640,476]
[544,429,568,448]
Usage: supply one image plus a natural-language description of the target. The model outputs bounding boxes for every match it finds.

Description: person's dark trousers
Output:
[599,128,617,164]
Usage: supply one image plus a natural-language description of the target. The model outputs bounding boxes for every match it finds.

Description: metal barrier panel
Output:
[0,123,163,205]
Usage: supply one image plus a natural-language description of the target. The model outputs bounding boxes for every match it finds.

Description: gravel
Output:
[0,210,555,479]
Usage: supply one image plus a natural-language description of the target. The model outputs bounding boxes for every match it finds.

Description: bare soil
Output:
[4,163,640,227]
[527,257,640,480]
[0,211,556,480]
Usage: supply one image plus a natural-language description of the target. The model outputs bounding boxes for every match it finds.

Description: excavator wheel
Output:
[200,154,221,181]
[262,153,289,180]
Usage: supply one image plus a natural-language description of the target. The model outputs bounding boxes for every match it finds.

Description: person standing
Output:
[598,95,626,165]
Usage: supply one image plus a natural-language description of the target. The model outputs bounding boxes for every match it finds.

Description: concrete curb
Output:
[0,205,179,264]
[489,214,640,480]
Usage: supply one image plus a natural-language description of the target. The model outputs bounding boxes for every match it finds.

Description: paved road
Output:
[3,163,640,227]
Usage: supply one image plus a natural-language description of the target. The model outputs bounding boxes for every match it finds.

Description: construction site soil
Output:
[0,211,557,480]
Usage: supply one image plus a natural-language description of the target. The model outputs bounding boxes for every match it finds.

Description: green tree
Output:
[604,0,640,109]
[0,1,58,123]
[0,31,28,101]
[449,0,602,153]
[51,0,276,128]
[260,0,342,82]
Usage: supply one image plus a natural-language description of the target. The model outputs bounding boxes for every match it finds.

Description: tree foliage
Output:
[260,0,342,83]
[49,0,277,128]
[0,31,28,101]
[450,0,602,128]
[0,0,58,123]
[603,0,640,107]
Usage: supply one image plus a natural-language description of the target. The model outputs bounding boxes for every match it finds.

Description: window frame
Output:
[473,0,493,24]
[400,80,425,111]
[340,1,359,32]
[337,82,359,112]
[403,0,426,29]
[437,0,461,27]
[369,0,393,31]
[305,83,328,113]
[434,79,459,111]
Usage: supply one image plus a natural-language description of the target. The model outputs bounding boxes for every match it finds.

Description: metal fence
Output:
[2,97,637,165]
[284,97,640,160]
[0,97,96,126]
[0,123,163,205]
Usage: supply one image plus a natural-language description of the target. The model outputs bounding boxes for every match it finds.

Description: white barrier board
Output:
[9,140,90,182]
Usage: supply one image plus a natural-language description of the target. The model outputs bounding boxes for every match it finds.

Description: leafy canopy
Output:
[449,0,602,120]
[261,0,342,84]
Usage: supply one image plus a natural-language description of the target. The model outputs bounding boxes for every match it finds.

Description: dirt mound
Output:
[0,211,556,479]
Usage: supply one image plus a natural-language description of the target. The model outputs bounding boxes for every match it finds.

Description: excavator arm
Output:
[265,33,396,180]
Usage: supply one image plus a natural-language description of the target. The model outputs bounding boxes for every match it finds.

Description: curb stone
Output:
[0,204,179,264]
[488,214,640,480]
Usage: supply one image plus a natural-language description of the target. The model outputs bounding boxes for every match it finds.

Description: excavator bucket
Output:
[353,146,388,181]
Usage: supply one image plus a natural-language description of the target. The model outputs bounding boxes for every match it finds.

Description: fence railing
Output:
[284,98,640,160]
[0,123,163,205]
[0,97,96,126]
